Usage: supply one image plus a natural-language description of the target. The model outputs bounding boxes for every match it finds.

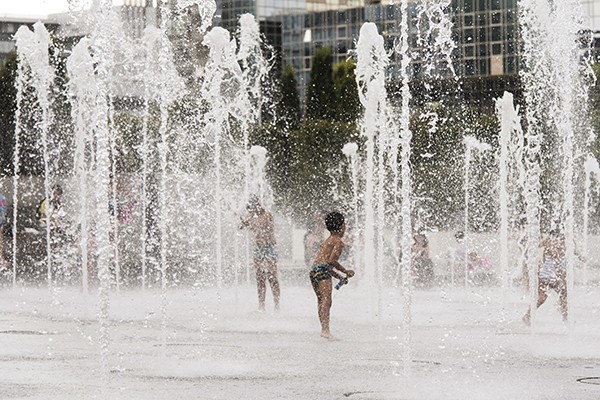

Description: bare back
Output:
[313,235,344,268]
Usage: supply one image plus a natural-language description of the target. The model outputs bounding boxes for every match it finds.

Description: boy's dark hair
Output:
[246,195,261,211]
[549,228,561,237]
[325,211,344,232]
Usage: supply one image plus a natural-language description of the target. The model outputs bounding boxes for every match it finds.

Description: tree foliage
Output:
[333,59,360,123]
[410,106,499,231]
[305,47,336,121]
[590,63,600,161]
[0,52,17,175]
[277,63,301,131]
[274,120,358,220]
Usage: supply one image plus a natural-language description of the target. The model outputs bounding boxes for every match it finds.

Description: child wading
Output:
[521,228,582,326]
[240,197,280,312]
[309,211,354,339]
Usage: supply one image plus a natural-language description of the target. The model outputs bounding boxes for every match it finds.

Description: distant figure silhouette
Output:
[240,196,280,312]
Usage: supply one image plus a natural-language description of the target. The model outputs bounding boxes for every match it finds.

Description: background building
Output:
[272,1,521,110]
[0,16,58,64]
[121,0,157,39]
[580,0,600,61]
[220,0,306,33]
[3,0,594,110]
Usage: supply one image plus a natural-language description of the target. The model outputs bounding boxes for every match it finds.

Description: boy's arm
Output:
[239,215,250,229]
[330,269,344,280]
[327,241,355,277]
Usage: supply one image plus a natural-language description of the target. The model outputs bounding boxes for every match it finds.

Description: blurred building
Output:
[269,1,522,110]
[0,16,59,65]
[214,0,525,110]
[121,0,157,39]
[580,0,600,61]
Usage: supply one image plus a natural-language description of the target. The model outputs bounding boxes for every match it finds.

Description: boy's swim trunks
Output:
[254,245,277,262]
[309,263,332,290]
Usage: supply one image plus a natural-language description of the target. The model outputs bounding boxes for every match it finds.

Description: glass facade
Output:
[307,0,364,12]
[276,7,374,101]
[580,0,600,61]
[221,0,307,33]
[0,19,39,65]
[581,0,600,31]
[121,2,156,39]
[269,1,521,106]
[452,0,519,77]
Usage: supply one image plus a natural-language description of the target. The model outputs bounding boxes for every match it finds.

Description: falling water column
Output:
[342,143,360,275]
[496,92,520,296]
[582,157,600,285]
[397,0,414,374]
[11,40,26,288]
[143,24,185,347]
[463,142,471,287]
[14,24,55,288]
[238,14,269,285]
[67,38,96,295]
[355,23,388,304]
[201,27,243,288]
[89,2,118,393]
[518,0,543,327]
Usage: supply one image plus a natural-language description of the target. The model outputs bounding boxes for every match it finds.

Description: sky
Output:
[0,0,128,18]
[0,0,71,18]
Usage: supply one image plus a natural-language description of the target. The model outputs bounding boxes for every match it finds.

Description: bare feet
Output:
[522,314,531,327]
[320,332,336,340]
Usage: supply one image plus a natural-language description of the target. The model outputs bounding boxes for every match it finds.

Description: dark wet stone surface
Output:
[0,330,57,335]
[577,377,600,385]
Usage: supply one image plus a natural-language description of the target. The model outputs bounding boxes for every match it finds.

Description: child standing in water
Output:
[522,229,570,325]
[240,197,281,312]
[309,211,354,339]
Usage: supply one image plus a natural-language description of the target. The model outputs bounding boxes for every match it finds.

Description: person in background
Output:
[38,184,65,234]
[412,228,434,286]
[240,196,280,312]
[522,228,584,326]
[447,231,467,284]
[304,210,326,266]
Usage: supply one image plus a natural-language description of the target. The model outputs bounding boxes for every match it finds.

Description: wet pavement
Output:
[0,284,599,399]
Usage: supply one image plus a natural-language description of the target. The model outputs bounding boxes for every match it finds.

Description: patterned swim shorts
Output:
[309,264,332,290]
[254,245,277,262]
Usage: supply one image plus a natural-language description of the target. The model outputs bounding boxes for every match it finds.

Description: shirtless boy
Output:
[309,211,355,339]
[240,197,280,311]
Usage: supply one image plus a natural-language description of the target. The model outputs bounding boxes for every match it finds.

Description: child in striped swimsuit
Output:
[522,229,569,326]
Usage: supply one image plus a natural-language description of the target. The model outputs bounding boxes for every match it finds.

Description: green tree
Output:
[306,47,336,121]
[0,52,17,175]
[48,41,74,173]
[410,105,499,230]
[249,65,301,209]
[333,59,361,123]
[590,63,600,161]
[283,119,359,220]
[278,64,301,131]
